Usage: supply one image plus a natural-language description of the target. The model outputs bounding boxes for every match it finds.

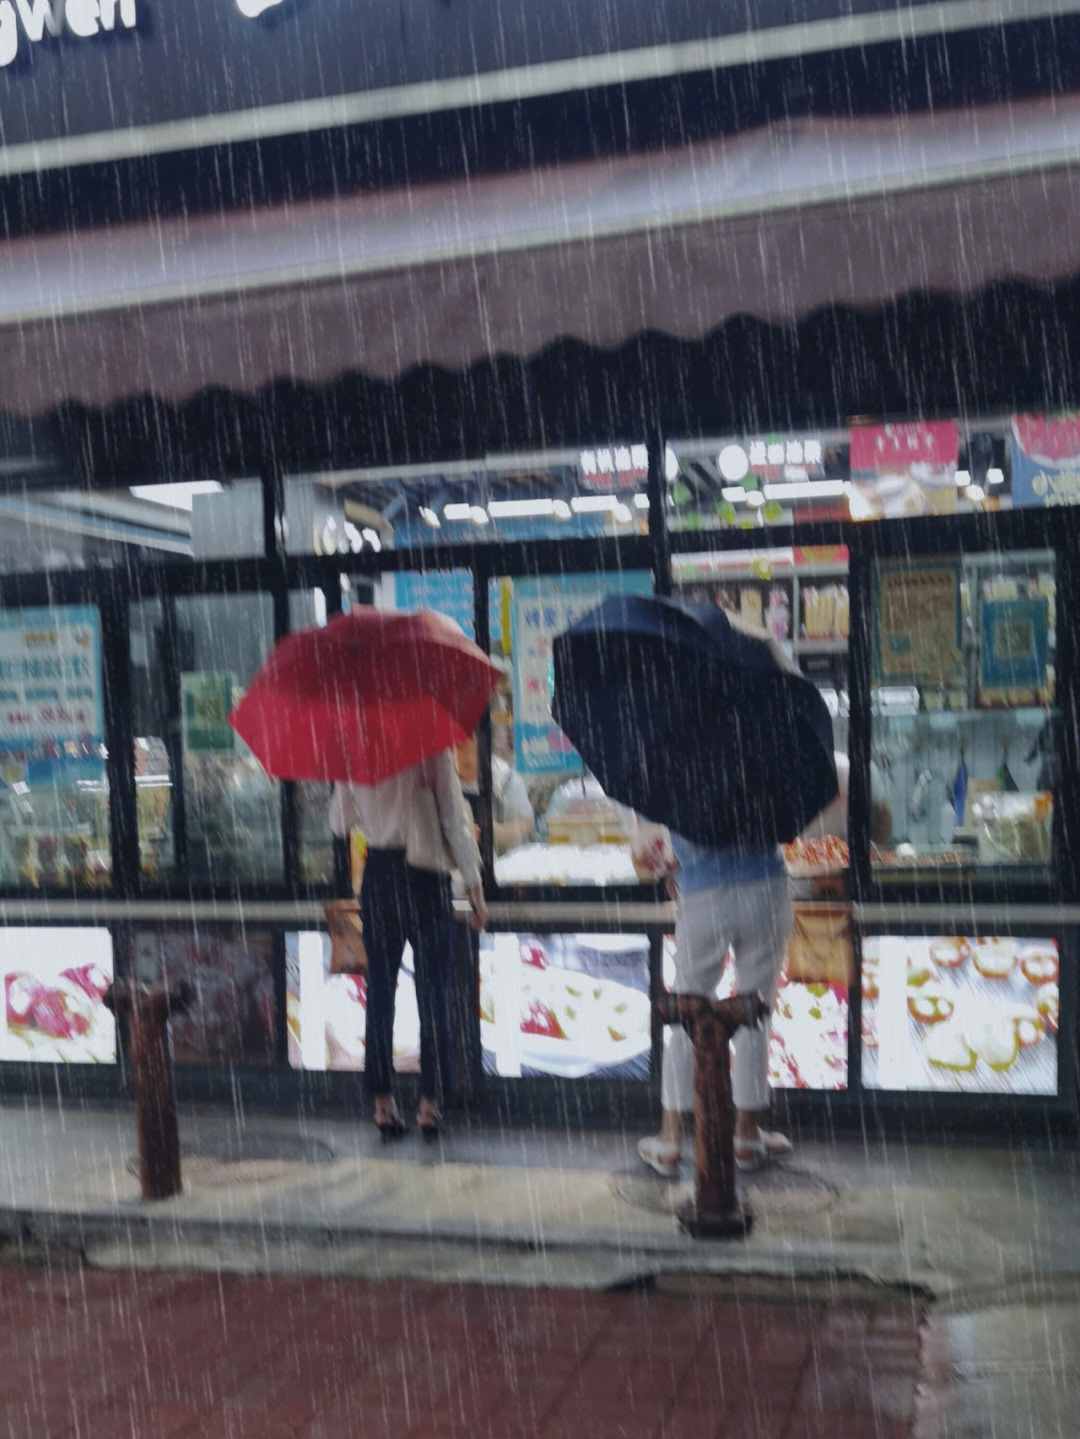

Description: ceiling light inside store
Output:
[129,481,223,511]
[717,444,749,481]
[614,503,633,523]
[762,480,846,501]
[419,506,441,527]
[746,491,765,508]
[955,469,972,487]
[362,528,382,551]
[665,447,680,481]
[487,498,557,518]
[470,506,490,525]
[571,494,619,513]
[721,486,748,503]
[553,500,572,519]
[967,484,986,502]
[987,467,1005,485]
[443,503,472,520]
[633,493,650,508]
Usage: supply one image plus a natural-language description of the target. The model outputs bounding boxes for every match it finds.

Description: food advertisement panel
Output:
[480,932,651,1079]
[662,936,848,1091]
[861,935,1059,1094]
[286,931,419,1073]
[1,928,115,1063]
[132,927,275,1067]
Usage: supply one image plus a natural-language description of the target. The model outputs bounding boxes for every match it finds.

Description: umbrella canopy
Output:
[551,593,837,848]
[228,607,502,784]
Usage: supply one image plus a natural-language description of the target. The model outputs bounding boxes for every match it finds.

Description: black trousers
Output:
[360,847,454,1103]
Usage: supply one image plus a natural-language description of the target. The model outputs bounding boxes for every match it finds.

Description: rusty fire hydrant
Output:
[657,989,769,1239]
[104,981,195,1200]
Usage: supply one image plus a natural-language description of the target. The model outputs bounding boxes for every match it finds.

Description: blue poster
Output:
[0,605,103,755]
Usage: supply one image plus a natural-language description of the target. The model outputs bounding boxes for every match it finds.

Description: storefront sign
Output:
[0,605,102,752]
[849,421,958,520]
[0,0,1056,174]
[0,0,136,69]
[1010,414,1080,508]
[512,570,651,775]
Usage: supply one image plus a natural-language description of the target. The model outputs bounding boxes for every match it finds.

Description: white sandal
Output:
[733,1129,793,1172]
[637,1135,681,1178]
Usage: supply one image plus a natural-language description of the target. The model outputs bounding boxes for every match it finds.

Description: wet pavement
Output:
[1,1098,1079,1435]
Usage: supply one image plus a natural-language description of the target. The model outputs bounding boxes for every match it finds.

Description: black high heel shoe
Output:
[417,1111,445,1142]
[374,1110,408,1142]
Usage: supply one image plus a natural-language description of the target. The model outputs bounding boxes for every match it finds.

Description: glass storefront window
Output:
[284,446,649,553]
[666,423,1015,532]
[131,591,281,886]
[488,569,654,889]
[672,547,852,876]
[861,932,1059,1095]
[289,587,336,888]
[0,476,260,574]
[870,549,1056,882]
[0,603,110,888]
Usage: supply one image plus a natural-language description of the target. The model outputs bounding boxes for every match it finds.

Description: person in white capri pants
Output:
[635,826,794,1177]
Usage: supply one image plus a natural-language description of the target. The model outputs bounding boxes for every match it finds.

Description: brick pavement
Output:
[0,1261,927,1438]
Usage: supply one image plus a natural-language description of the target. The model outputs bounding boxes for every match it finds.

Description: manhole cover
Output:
[611,1163,838,1220]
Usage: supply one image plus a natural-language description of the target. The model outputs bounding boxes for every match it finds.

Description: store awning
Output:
[4,90,1080,417]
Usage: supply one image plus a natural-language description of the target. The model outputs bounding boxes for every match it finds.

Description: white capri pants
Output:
[662,870,794,1115]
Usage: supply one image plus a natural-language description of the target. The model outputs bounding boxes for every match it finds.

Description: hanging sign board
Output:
[0,0,1059,176]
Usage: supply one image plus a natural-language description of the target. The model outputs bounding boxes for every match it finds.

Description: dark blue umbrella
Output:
[551,593,838,848]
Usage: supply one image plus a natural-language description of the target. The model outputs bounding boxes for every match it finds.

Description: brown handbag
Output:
[783,902,854,987]
[323,899,368,975]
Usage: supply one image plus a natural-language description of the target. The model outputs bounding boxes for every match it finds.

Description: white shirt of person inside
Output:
[801,752,892,847]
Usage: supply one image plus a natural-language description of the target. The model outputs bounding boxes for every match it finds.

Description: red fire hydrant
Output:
[104,981,194,1201]
[657,989,769,1239]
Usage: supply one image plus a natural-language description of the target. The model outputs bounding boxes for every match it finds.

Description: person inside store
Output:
[492,725,535,853]
[801,751,893,849]
[329,751,487,1142]
[633,816,795,1178]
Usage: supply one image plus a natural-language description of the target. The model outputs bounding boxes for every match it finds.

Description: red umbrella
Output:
[228,607,502,784]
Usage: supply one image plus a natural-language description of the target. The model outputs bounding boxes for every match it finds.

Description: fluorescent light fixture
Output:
[129,481,223,511]
[570,494,619,513]
[954,469,971,487]
[442,503,473,520]
[633,493,650,509]
[487,498,557,518]
[419,506,441,527]
[553,500,572,519]
[967,484,986,502]
[721,486,748,503]
[745,491,765,508]
[762,480,846,501]
[614,503,633,523]
[470,506,489,525]
[717,444,749,482]
[987,467,1005,485]
[362,528,382,547]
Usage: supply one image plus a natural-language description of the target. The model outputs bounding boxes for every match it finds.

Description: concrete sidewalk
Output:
[3,1100,1080,1435]
[1,1098,1078,1298]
